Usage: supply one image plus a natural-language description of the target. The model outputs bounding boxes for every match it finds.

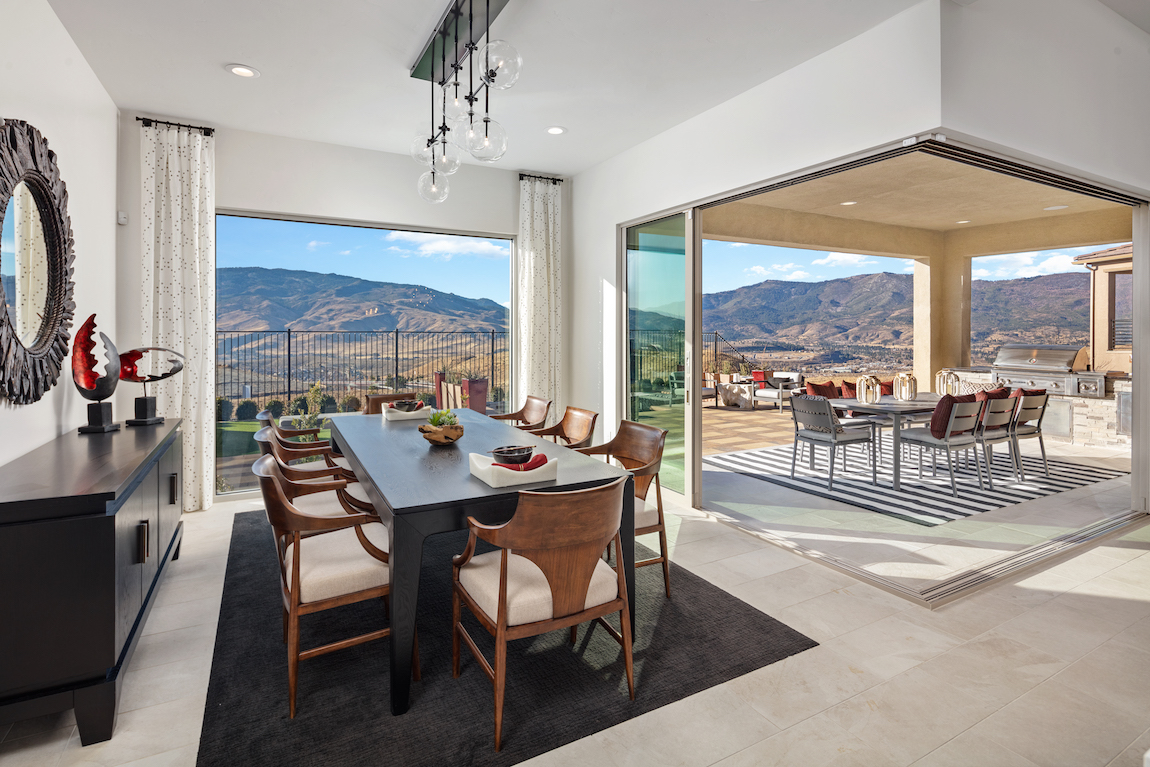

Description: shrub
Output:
[417,392,436,406]
[490,386,506,403]
[652,377,666,388]
[215,397,233,422]
[215,475,233,493]
[339,394,362,413]
[265,399,285,419]
[289,395,309,415]
[235,399,260,421]
[320,394,338,413]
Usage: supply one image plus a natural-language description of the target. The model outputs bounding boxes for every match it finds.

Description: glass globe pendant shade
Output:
[409,134,433,166]
[450,113,478,149]
[434,138,462,175]
[417,171,449,204]
[442,81,466,121]
[479,40,522,90]
[467,117,508,163]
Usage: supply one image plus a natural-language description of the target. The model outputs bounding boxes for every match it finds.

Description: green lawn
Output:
[216,420,332,458]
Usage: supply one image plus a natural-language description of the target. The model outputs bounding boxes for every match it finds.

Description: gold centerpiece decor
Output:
[935,369,960,396]
[419,409,464,445]
[893,372,918,401]
[856,375,882,404]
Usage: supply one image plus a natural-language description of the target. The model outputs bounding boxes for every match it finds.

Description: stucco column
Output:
[913,255,971,387]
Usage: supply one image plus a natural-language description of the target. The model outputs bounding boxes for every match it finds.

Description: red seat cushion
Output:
[880,380,894,396]
[975,387,1011,429]
[930,394,978,439]
[1010,388,1046,424]
[806,380,838,399]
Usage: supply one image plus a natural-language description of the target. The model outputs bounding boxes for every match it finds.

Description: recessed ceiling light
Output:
[840,201,858,206]
[1043,205,1069,211]
[956,220,971,224]
[226,63,260,78]
[546,126,566,135]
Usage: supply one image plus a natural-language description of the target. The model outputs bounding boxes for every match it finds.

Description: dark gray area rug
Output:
[196,511,817,766]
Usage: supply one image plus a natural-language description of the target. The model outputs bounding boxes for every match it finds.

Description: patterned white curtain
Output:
[515,177,563,422]
[13,184,47,341]
[140,124,216,512]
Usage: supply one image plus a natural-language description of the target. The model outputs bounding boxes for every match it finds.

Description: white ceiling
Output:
[47,0,921,176]
[1097,0,1150,36]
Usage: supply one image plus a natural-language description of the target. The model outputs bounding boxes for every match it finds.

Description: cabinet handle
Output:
[169,473,178,505]
[137,520,150,563]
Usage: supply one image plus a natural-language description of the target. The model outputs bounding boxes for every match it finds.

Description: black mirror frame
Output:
[0,119,76,405]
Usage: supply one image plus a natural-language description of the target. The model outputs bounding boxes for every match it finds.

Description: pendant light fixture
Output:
[410,0,521,203]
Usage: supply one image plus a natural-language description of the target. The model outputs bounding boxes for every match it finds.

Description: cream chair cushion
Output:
[635,494,660,530]
[458,552,619,626]
[283,526,389,603]
[331,455,351,470]
[287,494,388,549]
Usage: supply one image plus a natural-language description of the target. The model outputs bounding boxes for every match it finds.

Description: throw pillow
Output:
[929,393,978,439]
[1011,388,1047,425]
[840,379,857,397]
[959,380,1000,395]
[805,380,838,399]
[880,380,894,396]
[793,394,843,433]
[974,387,1012,429]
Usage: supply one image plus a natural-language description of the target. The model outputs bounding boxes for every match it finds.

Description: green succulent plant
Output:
[427,408,459,427]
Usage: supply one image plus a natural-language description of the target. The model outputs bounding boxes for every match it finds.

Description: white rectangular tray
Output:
[384,407,429,422]
[469,453,558,488]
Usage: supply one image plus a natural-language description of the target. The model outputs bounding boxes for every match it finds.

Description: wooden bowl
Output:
[418,423,464,445]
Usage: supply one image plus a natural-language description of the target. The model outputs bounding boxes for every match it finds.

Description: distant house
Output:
[1073,244,1133,374]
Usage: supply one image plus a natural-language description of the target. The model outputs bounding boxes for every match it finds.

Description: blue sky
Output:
[216,215,512,305]
[702,240,1126,294]
[0,203,13,276]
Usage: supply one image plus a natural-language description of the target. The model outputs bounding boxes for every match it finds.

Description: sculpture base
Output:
[127,396,164,427]
[79,402,120,434]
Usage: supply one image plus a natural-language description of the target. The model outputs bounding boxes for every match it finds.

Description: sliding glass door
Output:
[625,214,688,493]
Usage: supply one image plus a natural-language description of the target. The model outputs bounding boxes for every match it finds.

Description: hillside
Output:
[216,267,508,332]
[701,271,1090,346]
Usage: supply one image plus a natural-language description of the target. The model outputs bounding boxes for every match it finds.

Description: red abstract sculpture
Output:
[71,314,119,402]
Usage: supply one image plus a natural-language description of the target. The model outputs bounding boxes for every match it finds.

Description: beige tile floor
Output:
[3,491,1148,767]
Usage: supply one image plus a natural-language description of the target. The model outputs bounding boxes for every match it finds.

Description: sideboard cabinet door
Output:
[157,431,182,560]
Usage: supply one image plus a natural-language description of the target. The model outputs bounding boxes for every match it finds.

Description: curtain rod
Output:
[519,173,563,184]
[136,116,215,137]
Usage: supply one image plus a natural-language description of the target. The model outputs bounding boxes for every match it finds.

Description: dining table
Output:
[827,393,941,491]
[329,408,635,715]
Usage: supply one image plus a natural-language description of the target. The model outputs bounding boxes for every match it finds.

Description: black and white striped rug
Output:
[703,443,1128,527]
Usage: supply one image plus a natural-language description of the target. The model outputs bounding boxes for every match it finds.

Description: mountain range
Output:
[216,267,508,332]
[689,271,1090,345]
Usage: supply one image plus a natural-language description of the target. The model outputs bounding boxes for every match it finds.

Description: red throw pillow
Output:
[975,387,1011,429]
[840,380,857,398]
[805,380,838,399]
[929,394,977,439]
[880,380,894,396]
[1011,388,1046,424]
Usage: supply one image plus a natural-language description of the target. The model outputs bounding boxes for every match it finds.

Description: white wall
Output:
[0,0,119,468]
[568,0,946,428]
[941,0,1150,198]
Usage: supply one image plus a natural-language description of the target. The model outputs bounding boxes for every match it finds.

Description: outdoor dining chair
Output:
[451,476,633,751]
[975,393,1020,489]
[789,394,877,491]
[1012,393,1051,480]
[899,399,985,497]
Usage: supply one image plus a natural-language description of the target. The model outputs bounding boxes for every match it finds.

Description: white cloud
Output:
[900,259,916,273]
[500,301,511,308]
[973,251,1087,279]
[811,252,878,267]
[746,265,770,278]
[772,263,799,272]
[728,242,749,248]
[306,240,330,251]
[783,270,811,280]
[338,250,351,255]
[384,231,509,260]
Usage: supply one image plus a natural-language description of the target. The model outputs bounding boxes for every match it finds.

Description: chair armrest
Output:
[286,509,379,533]
[278,443,332,458]
[353,526,389,563]
[277,462,344,483]
[452,528,479,568]
[517,420,547,431]
[527,423,563,437]
[489,412,522,422]
[575,443,611,457]
[285,478,348,499]
[279,426,322,437]
[628,457,662,478]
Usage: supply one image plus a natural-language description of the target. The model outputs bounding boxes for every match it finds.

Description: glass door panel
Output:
[626,214,687,493]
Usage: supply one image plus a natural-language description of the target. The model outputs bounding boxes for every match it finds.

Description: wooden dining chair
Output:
[362,392,419,414]
[490,395,551,431]
[255,421,353,476]
[576,421,672,597]
[452,476,633,751]
[256,408,348,465]
[527,406,598,448]
[252,454,419,718]
[253,429,373,511]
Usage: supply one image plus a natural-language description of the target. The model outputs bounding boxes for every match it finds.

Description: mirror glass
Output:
[1,181,49,347]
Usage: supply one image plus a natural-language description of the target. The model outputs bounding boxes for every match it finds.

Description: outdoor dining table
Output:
[329,408,635,715]
[827,393,941,491]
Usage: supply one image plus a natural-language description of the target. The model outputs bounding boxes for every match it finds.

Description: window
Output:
[1110,271,1133,350]
[214,214,512,494]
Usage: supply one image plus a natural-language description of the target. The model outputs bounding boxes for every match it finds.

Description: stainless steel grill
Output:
[991,343,1105,398]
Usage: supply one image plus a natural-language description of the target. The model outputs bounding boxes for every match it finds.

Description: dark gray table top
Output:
[828,393,941,415]
[331,409,629,514]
